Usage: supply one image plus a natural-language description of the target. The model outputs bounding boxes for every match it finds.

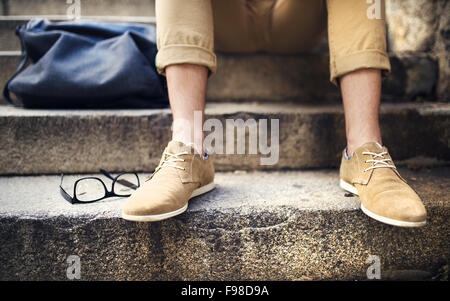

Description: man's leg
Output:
[122,0,216,222]
[328,0,427,227]
[338,68,427,227]
[155,0,216,153]
[340,69,382,156]
[326,0,387,154]
[123,0,257,222]
[166,64,208,154]
[155,0,254,153]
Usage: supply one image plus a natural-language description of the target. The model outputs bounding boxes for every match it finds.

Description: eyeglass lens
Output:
[114,173,139,196]
[75,178,106,202]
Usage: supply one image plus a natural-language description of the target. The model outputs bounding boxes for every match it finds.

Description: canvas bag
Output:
[3,18,168,108]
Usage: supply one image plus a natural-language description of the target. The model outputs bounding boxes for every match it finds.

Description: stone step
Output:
[0,168,448,280]
[0,50,439,104]
[0,102,448,175]
[1,0,156,17]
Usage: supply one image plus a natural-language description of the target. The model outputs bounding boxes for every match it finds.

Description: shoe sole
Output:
[121,182,216,222]
[339,179,426,228]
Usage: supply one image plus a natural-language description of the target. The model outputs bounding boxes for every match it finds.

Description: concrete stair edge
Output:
[0,102,449,175]
[0,169,448,280]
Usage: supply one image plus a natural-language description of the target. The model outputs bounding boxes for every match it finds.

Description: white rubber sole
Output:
[121,182,216,222]
[339,179,426,228]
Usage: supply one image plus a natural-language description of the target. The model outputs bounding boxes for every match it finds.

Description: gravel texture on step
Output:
[0,168,448,280]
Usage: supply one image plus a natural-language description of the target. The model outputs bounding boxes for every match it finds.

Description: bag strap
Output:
[2,27,28,107]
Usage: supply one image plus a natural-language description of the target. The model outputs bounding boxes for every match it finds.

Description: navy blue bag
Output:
[3,18,168,108]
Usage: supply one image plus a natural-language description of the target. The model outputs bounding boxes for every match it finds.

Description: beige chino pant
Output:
[155,0,391,85]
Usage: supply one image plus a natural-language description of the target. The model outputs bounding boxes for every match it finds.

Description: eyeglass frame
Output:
[60,169,140,204]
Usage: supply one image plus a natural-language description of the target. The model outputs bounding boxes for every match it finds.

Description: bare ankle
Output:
[172,131,205,155]
[347,138,382,156]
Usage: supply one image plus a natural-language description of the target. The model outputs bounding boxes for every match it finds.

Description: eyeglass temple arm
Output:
[100,168,115,180]
[116,179,139,190]
[100,169,138,190]
[59,174,74,203]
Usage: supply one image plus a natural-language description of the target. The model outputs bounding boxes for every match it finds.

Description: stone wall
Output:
[386,0,449,101]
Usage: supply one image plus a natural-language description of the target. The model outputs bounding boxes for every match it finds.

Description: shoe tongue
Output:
[166,140,197,155]
[358,141,384,153]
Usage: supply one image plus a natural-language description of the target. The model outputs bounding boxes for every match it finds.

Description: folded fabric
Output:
[3,18,168,108]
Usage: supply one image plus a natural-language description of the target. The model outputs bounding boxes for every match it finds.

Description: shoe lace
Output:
[156,151,189,171]
[362,151,396,172]
[145,151,188,181]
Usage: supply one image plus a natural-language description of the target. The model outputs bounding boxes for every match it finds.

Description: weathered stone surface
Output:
[0,168,448,280]
[0,52,21,105]
[434,0,450,101]
[385,54,439,100]
[386,0,439,52]
[0,19,22,51]
[208,53,339,103]
[382,269,433,280]
[1,0,155,17]
[385,0,449,101]
[0,103,448,174]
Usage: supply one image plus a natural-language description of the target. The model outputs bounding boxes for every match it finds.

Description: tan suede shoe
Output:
[122,141,215,222]
[339,142,426,227]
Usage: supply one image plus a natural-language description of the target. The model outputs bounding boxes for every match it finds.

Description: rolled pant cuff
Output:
[156,44,217,76]
[330,50,391,85]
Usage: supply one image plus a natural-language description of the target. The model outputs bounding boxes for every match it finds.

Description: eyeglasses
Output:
[60,169,140,204]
